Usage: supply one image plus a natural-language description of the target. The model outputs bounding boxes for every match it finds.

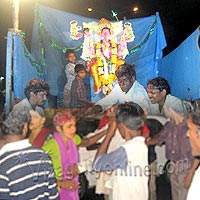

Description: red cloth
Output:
[97,115,150,137]
[97,115,109,130]
[141,122,150,137]
[32,128,52,147]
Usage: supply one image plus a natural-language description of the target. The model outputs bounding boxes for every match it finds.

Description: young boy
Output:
[93,102,148,200]
[63,50,88,107]
[63,50,77,107]
[70,64,94,108]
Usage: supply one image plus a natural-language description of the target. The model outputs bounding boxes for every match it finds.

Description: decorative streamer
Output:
[129,16,157,55]
[20,4,157,76]
[20,30,46,78]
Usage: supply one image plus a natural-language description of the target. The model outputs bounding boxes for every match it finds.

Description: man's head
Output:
[2,110,31,139]
[24,78,49,107]
[187,111,200,134]
[116,102,145,139]
[75,64,86,79]
[66,50,76,64]
[147,77,171,104]
[116,63,136,93]
[187,111,200,156]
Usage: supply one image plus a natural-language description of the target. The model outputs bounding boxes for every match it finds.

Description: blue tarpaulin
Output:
[158,27,200,100]
[13,35,38,99]
[14,4,166,100]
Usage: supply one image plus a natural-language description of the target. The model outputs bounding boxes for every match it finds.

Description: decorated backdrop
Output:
[14,4,166,101]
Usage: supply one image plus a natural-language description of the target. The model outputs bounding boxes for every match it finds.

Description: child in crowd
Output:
[63,50,87,108]
[43,111,80,200]
[70,64,94,108]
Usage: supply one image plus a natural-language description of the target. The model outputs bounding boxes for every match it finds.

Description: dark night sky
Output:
[0,0,199,77]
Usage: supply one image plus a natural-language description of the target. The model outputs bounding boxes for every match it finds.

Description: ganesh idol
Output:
[80,18,134,95]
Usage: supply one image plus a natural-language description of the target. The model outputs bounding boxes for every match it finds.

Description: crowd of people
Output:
[0,58,200,200]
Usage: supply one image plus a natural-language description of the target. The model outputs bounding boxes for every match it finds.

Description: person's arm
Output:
[0,172,10,199]
[145,137,158,146]
[95,118,117,157]
[93,118,128,171]
[187,116,200,156]
[79,97,95,106]
[93,146,128,171]
[79,130,107,148]
[189,134,200,157]
[184,158,200,189]
[145,122,170,147]
[76,79,95,106]
[95,84,120,111]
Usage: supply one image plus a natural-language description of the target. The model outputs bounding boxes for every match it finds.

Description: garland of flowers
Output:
[20,30,46,78]
[129,15,157,55]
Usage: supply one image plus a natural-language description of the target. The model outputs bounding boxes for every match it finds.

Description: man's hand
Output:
[106,104,118,119]
[71,164,80,178]
[164,108,184,126]
[145,137,151,147]
[107,118,117,138]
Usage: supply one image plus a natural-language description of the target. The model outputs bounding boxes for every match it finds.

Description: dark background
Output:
[0,0,199,78]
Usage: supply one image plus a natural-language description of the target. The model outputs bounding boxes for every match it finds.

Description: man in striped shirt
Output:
[0,110,58,200]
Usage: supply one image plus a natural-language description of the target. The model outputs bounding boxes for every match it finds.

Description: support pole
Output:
[5,0,20,116]
[12,0,20,31]
[5,31,13,116]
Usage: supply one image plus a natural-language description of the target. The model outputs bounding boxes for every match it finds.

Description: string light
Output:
[88,7,93,12]
[133,6,139,12]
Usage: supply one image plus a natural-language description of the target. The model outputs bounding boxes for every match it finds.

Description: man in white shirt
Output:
[94,63,152,114]
[147,77,193,116]
[93,102,148,200]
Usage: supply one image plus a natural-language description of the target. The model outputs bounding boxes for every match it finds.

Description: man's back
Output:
[0,145,58,200]
[12,98,44,116]
[112,136,148,200]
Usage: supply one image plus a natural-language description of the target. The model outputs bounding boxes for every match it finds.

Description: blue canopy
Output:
[14,4,166,100]
[158,27,200,100]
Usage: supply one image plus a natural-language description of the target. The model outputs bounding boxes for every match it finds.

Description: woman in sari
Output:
[43,111,80,200]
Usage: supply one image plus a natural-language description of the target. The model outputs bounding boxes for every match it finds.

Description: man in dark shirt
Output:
[12,78,49,116]
[147,108,199,200]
